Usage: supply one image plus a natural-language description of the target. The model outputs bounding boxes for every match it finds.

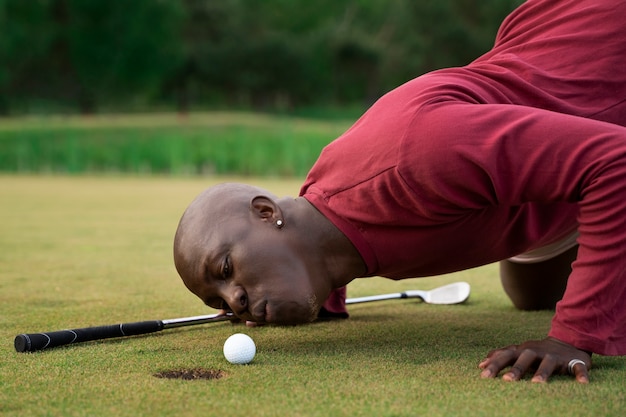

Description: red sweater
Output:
[300,0,626,355]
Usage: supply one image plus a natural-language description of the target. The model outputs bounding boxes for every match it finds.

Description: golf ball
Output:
[223,333,256,364]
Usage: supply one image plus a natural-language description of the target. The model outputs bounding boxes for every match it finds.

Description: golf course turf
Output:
[1,175,624,417]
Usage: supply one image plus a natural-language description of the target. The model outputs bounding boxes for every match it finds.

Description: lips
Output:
[249,300,316,325]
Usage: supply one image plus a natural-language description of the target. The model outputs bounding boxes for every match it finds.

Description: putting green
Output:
[1,175,624,417]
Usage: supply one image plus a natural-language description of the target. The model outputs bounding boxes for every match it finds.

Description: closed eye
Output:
[221,255,232,280]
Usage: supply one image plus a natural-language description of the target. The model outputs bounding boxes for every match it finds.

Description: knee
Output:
[500,268,560,310]
[499,245,577,311]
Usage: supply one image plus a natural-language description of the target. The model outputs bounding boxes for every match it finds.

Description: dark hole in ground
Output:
[153,368,226,380]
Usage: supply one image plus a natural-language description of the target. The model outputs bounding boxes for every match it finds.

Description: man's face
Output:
[174,188,323,325]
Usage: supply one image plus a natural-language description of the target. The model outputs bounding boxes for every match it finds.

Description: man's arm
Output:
[406,102,626,380]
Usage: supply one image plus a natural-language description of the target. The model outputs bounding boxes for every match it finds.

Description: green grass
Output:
[0,112,352,176]
[1,175,625,417]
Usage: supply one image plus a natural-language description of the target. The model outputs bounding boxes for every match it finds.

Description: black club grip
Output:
[14,320,164,352]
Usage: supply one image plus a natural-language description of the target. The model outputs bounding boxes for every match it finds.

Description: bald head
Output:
[172,182,329,324]
[177,183,277,227]
[173,183,278,281]
[171,182,361,324]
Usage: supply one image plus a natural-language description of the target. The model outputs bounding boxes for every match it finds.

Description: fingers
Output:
[479,346,517,379]
[480,351,563,382]
[479,338,592,383]
[530,357,590,383]
[530,354,557,383]
[502,349,537,381]
[568,359,590,384]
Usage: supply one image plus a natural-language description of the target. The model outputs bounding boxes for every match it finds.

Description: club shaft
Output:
[346,292,416,304]
[14,287,449,353]
[162,312,233,328]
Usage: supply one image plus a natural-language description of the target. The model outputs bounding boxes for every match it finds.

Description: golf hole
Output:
[153,368,226,381]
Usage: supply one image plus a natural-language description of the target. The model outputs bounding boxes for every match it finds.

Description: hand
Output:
[478,337,591,383]
[216,309,263,327]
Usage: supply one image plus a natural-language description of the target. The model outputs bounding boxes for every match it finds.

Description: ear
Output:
[250,196,283,225]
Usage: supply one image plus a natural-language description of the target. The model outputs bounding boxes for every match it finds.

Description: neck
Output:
[281,196,367,288]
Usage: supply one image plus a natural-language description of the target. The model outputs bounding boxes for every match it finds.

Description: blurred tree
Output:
[63,0,184,113]
[162,0,521,111]
[162,0,338,111]
[0,0,56,114]
[363,0,523,93]
[1,0,523,115]
[1,0,183,114]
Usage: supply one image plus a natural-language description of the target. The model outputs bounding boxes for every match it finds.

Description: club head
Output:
[423,282,470,304]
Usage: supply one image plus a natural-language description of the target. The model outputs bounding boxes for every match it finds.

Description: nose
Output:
[224,286,248,316]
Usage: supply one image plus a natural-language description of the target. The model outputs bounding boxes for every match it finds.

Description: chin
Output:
[267,298,320,325]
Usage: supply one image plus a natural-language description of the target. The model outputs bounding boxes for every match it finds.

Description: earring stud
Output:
[276,219,284,228]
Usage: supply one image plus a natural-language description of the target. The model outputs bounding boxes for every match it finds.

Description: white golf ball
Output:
[223,333,256,364]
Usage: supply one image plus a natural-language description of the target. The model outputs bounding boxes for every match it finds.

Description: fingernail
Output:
[531,376,545,383]
[480,369,492,378]
[502,372,515,382]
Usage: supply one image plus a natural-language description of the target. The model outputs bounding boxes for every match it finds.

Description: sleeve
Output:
[318,287,349,319]
[401,102,626,355]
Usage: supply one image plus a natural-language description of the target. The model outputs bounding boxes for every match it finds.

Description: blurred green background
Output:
[0,0,521,117]
[0,0,522,176]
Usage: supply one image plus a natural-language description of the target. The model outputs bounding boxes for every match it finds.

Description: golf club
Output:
[14,281,470,353]
[347,281,470,305]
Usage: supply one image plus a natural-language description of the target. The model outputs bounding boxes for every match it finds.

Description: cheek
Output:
[245,253,313,298]
[234,234,318,300]
[180,274,209,302]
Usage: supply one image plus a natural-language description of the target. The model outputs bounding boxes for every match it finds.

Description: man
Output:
[173,0,625,383]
